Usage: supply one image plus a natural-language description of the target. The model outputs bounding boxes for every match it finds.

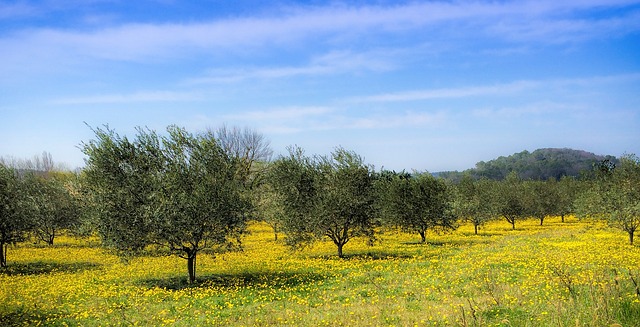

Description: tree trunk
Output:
[1,242,7,267]
[419,230,426,243]
[337,243,344,258]
[48,230,55,246]
[474,224,479,235]
[270,223,279,241]
[629,230,635,245]
[187,251,197,283]
[539,217,544,226]
[505,217,515,230]
[561,214,565,223]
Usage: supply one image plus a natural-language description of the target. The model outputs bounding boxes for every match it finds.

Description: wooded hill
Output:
[436,148,617,181]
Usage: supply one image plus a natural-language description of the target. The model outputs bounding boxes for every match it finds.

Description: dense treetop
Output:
[436,148,617,181]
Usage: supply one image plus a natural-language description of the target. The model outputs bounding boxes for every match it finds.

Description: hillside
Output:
[436,148,617,181]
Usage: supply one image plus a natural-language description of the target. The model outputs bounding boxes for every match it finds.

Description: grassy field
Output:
[2,217,640,326]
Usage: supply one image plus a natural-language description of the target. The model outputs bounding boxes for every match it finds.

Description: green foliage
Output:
[66,171,99,238]
[254,180,285,240]
[555,175,581,222]
[268,146,319,248]
[526,178,560,226]
[496,172,528,230]
[316,148,378,256]
[82,126,157,254]
[438,148,616,181]
[269,147,378,257]
[24,172,80,245]
[0,164,32,267]
[381,170,457,242]
[81,125,249,282]
[454,174,497,234]
[576,153,640,244]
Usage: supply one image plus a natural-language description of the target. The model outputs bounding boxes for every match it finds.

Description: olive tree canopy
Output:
[0,164,32,267]
[576,154,640,245]
[269,147,378,257]
[82,125,248,283]
[381,171,457,242]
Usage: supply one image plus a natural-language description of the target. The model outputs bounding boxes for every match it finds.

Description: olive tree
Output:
[383,171,456,242]
[268,146,318,247]
[0,164,32,267]
[496,171,528,230]
[212,126,275,238]
[526,178,559,226]
[576,154,640,244]
[82,125,248,283]
[255,181,285,241]
[454,175,497,235]
[556,175,580,222]
[25,173,80,245]
[316,148,378,256]
[269,147,378,257]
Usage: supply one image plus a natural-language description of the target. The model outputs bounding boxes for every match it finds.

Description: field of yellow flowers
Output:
[2,216,640,326]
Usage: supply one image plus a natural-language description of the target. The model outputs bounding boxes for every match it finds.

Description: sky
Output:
[1,0,639,172]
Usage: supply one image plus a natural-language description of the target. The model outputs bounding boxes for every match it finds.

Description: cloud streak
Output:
[221,105,448,135]
[187,49,397,84]
[51,91,203,105]
[349,73,640,103]
[350,81,539,103]
[1,0,638,64]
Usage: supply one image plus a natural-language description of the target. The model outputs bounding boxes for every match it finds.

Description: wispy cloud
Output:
[0,2,38,20]
[349,73,640,103]
[225,106,333,122]
[348,111,447,129]
[471,101,586,119]
[222,106,335,134]
[187,50,397,84]
[487,8,640,43]
[349,81,540,103]
[51,90,203,105]
[221,105,448,135]
[1,0,638,65]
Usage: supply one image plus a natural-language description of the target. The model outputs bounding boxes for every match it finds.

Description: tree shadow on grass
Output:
[310,251,416,261]
[0,305,63,327]
[137,270,328,291]
[400,238,486,247]
[0,261,102,276]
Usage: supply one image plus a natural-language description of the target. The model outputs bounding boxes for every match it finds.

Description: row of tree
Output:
[1,125,638,283]
[0,154,81,267]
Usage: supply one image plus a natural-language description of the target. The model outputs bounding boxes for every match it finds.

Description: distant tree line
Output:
[437,148,618,182]
[1,126,638,284]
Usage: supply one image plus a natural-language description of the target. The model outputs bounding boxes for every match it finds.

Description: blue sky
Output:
[1,0,639,171]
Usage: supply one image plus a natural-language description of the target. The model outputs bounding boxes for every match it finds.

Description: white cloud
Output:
[349,110,447,129]
[349,80,540,103]
[487,9,640,44]
[187,49,397,84]
[349,73,640,103]
[220,105,448,135]
[221,106,335,134]
[225,106,334,122]
[51,90,203,105]
[0,2,38,20]
[471,101,586,119]
[1,0,638,65]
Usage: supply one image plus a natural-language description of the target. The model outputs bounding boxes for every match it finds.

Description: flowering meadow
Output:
[2,217,640,326]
